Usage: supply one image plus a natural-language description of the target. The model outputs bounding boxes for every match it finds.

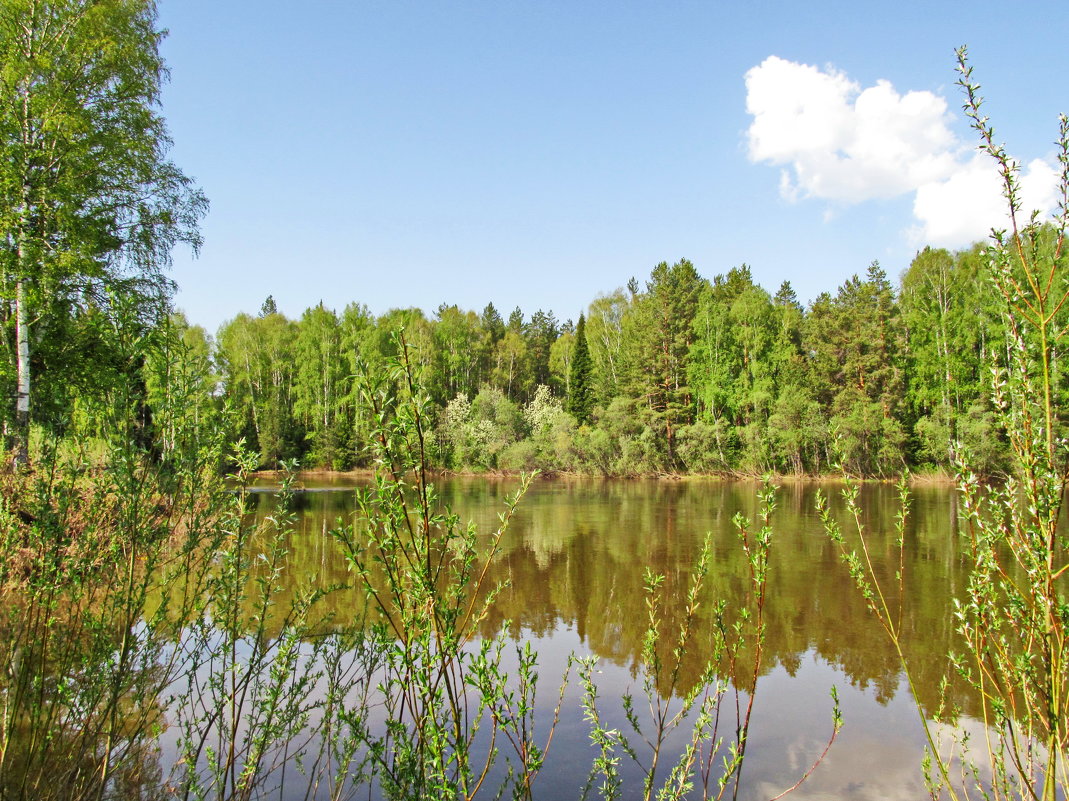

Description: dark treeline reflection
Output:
[247,476,976,718]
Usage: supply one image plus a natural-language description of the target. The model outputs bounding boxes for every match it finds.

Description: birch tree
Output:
[0,0,206,465]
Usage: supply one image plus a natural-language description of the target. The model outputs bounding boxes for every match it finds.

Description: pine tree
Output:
[617,259,706,468]
[526,309,559,389]
[480,302,505,344]
[804,262,907,475]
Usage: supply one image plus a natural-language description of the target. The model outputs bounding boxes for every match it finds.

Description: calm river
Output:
[247,475,975,800]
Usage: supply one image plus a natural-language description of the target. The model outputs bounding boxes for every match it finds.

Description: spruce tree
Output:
[567,314,594,424]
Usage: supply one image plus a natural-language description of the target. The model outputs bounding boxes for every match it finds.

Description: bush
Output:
[439,386,523,469]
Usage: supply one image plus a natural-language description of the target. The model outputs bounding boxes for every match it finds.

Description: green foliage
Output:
[0,331,317,801]
[171,457,374,801]
[578,480,839,801]
[333,333,562,800]
[202,228,1064,478]
[1,307,854,800]
[432,303,488,404]
[901,245,1000,470]
[439,386,523,470]
[805,263,907,476]
[293,303,350,469]
[142,311,220,464]
[505,384,577,471]
[567,313,595,425]
[586,290,629,406]
[766,383,824,475]
[948,48,1069,800]
[824,48,1069,801]
[0,0,207,463]
[480,302,505,345]
[216,311,303,467]
[689,266,786,473]
[675,421,733,474]
[622,259,706,468]
[339,301,379,465]
[550,327,575,396]
[492,327,531,401]
[525,309,559,394]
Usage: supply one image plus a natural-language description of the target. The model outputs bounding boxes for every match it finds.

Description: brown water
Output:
[248,475,976,800]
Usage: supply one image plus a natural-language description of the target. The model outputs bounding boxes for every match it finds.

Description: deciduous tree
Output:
[0,0,206,465]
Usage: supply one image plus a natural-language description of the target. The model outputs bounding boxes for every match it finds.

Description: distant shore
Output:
[249,467,958,486]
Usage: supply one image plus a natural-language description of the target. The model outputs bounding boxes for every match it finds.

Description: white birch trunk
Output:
[14,275,29,468]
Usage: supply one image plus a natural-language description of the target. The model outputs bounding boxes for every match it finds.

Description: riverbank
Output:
[249,465,958,487]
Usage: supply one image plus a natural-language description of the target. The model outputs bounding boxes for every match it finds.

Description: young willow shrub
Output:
[0,321,234,801]
[168,456,380,801]
[332,332,562,801]
[579,481,841,801]
[0,322,374,801]
[824,48,1069,801]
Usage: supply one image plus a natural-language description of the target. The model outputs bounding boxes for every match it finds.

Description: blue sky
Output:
[156,1,1069,334]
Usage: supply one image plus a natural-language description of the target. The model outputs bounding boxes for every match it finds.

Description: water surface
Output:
[248,475,975,800]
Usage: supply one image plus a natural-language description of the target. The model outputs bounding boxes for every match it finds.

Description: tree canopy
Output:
[0,0,206,463]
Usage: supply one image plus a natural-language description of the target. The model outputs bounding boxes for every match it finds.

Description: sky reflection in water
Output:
[240,476,981,799]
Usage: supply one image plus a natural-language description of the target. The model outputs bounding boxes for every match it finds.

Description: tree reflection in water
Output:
[235,476,978,799]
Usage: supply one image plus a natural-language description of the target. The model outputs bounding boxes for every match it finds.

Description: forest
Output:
[181,239,1040,478]
[8,236,1051,478]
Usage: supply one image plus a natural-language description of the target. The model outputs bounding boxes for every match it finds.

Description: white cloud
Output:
[910,156,1061,247]
[744,56,1061,249]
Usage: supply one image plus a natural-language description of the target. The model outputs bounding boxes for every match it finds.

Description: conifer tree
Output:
[567,314,594,424]
[804,262,906,475]
[480,302,505,344]
[526,309,559,390]
[632,259,705,466]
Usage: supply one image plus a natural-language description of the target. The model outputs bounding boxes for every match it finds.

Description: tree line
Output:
[191,236,1062,477]
[0,3,1059,480]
